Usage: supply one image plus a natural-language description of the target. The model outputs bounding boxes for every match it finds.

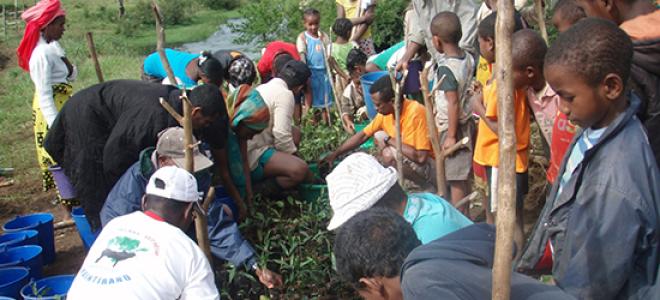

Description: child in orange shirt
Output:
[472,12,528,252]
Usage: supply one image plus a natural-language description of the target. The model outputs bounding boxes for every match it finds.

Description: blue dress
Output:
[143,48,198,87]
[304,32,333,108]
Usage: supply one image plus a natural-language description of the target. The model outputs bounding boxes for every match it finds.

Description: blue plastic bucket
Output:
[71,208,99,251]
[0,230,39,252]
[360,71,389,119]
[0,267,30,298]
[3,214,55,265]
[20,274,74,300]
[0,246,43,279]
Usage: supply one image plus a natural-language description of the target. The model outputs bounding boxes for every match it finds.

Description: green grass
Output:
[0,0,237,186]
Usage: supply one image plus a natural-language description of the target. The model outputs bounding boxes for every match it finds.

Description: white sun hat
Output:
[326,152,399,230]
[146,166,200,203]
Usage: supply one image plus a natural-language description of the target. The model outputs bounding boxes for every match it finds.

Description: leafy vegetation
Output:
[371,0,408,51]
[298,110,350,163]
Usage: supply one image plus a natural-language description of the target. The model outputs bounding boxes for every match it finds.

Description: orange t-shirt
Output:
[363,99,433,154]
[620,10,660,41]
[473,80,530,172]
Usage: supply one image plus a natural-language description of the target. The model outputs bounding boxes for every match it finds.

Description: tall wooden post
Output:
[534,0,549,43]
[152,2,177,86]
[389,69,407,186]
[85,32,104,83]
[492,0,517,299]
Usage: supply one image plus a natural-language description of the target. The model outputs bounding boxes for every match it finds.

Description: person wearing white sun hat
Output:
[326,152,472,243]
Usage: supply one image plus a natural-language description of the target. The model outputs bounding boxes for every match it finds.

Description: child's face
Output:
[478,35,495,63]
[304,15,321,36]
[551,11,574,33]
[350,66,365,85]
[545,64,621,129]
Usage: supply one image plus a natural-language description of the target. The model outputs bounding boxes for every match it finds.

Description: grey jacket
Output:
[517,94,660,299]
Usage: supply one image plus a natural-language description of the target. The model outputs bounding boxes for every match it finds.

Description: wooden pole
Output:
[492,0,517,299]
[420,68,448,197]
[534,0,549,43]
[152,1,177,87]
[389,69,407,186]
[85,32,104,83]
[152,0,212,263]
[194,186,215,260]
[3,6,7,40]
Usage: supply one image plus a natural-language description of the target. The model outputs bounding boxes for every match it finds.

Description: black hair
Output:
[188,83,226,117]
[198,51,223,84]
[478,11,524,39]
[273,53,294,76]
[333,18,353,40]
[369,75,394,102]
[143,194,190,217]
[346,48,367,73]
[334,208,421,289]
[553,0,586,26]
[545,18,632,86]
[430,11,462,44]
[512,29,547,70]
[278,60,311,89]
[303,8,320,19]
[372,183,407,210]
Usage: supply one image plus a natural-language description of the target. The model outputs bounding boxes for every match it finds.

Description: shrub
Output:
[197,0,241,10]
[371,0,408,52]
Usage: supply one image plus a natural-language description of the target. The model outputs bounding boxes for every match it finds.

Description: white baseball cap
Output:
[145,166,200,203]
[326,152,399,230]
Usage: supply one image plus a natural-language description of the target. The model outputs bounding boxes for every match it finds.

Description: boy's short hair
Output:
[189,84,226,117]
[372,183,407,210]
[273,53,294,75]
[430,11,462,44]
[278,60,311,88]
[302,7,320,19]
[369,75,394,102]
[512,29,547,70]
[333,18,353,40]
[478,11,524,39]
[346,48,368,73]
[553,0,586,25]
[334,208,421,288]
[545,18,632,86]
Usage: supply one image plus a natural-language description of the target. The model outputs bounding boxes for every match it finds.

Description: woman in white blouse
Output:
[17,0,78,210]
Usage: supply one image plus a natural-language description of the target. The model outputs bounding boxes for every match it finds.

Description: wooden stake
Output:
[85,32,104,83]
[420,67,448,197]
[492,0,517,299]
[152,0,212,263]
[388,69,407,186]
[534,0,549,44]
[152,1,177,87]
[194,186,215,260]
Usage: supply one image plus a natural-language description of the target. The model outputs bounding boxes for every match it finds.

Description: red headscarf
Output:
[16,0,66,71]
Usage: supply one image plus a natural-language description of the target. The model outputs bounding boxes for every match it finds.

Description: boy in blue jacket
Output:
[517,18,660,299]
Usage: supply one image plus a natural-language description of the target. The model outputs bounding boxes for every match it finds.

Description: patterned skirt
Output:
[32,83,79,206]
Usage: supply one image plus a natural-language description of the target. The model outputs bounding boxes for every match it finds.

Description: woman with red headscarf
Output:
[17,0,78,211]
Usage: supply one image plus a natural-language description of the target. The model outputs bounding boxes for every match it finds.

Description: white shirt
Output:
[29,35,76,127]
[247,78,296,170]
[67,212,219,300]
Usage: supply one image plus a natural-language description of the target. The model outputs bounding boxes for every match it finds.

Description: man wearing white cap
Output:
[326,152,472,243]
[68,166,219,299]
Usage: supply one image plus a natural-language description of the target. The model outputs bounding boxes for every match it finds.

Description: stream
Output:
[179,19,260,60]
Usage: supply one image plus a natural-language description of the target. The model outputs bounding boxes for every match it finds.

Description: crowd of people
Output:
[16,0,659,299]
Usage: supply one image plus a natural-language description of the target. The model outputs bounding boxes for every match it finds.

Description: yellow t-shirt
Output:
[473,80,530,172]
[336,0,372,39]
[363,99,433,154]
[476,56,492,87]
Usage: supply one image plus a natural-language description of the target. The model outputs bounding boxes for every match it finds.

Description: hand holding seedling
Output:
[256,266,283,289]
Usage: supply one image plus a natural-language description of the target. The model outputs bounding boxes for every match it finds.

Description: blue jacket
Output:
[100,148,257,268]
[401,224,573,299]
[517,94,660,299]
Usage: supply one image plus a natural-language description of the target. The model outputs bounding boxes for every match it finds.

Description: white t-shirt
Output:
[67,211,219,300]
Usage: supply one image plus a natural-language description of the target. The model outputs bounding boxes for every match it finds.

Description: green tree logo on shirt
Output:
[95,236,149,267]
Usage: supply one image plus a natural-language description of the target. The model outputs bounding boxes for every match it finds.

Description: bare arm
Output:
[472,95,498,134]
[323,131,370,164]
[239,139,253,210]
[443,90,460,150]
[383,137,430,164]
[336,3,346,18]
[395,41,422,71]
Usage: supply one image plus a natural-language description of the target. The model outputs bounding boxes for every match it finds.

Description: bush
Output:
[127,0,193,27]
[371,0,408,51]
[197,0,241,10]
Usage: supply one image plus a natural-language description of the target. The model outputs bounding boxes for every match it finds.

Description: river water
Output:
[179,19,260,60]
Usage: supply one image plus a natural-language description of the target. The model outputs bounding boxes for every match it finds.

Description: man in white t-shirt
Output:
[68,166,219,300]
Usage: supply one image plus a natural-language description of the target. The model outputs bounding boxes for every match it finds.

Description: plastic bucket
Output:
[0,267,30,299]
[3,214,55,265]
[46,166,76,200]
[0,231,39,251]
[360,71,389,119]
[354,122,375,149]
[0,246,43,279]
[299,184,328,202]
[20,274,74,300]
[71,208,99,251]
